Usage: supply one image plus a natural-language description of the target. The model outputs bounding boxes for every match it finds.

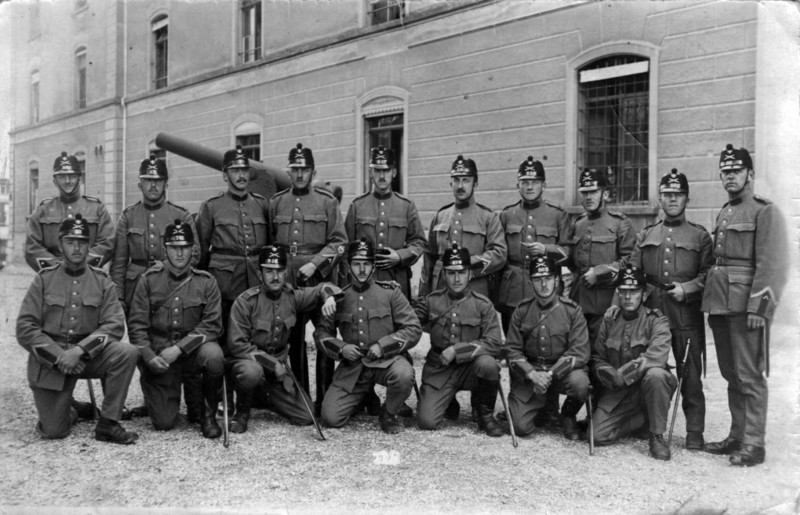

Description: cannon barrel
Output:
[155,132,291,199]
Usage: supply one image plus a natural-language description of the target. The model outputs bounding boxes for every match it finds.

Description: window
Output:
[29,162,39,214]
[365,113,403,193]
[30,71,40,124]
[235,133,261,162]
[578,55,649,204]
[152,15,168,90]
[75,47,87,108]
[240,0,262,63]
[368,0,404,26]
[75,152,87,196]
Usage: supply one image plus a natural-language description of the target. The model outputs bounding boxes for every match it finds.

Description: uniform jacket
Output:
[315,280,422,393]
[701,187,789,321]
[569,207,635,314]
[414,288,502,389]
[195,191,271,301]
[25,195,115,271]
[627,217,713,329]
[227,282,341,371]
[345,190,427,298]
[16,263,125,391]
[127,261,222,363]
[591,304,671,411]
[270,186,347,286]
[498,199,571,308]
[420,198,507,298]
[110,200,199,308]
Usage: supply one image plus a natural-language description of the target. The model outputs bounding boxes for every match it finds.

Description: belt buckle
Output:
[289,245,298,256]
[170,332,182,343]
[715,257,723,266]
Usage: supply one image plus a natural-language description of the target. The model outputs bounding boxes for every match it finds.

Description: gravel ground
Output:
[1,262,798,514]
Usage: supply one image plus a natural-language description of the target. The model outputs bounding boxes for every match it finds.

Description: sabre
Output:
[496,380,518,448]
[285,362,326,441]
[222,375,230,448]
[668,338,692,447]
[587,387,595,456]
[86,379,99,420]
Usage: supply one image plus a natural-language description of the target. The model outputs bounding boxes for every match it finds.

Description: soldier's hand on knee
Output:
[147,356,170,374]
[747,313,766,330]
[321,297,337,319]
[526,370,551,393]
[366,343,383,360]
[440,346,456,366]
[159,345,182,365]
[341,344,363,362]
[56,347,86,375]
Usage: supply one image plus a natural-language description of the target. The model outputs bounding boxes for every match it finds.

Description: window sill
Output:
[565,204,659,216]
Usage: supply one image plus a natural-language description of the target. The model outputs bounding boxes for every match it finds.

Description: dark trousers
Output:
[708,314,768,447]
[671,328,706,434]
[140,341,224,430]
[288,312,334,405]
[509,369,590,436]
[230,359,313,426]
[31,340,138,439]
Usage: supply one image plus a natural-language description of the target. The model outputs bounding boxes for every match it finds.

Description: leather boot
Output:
[94,418,139,445]
[445,398,460,421]
[200,374,222,439]
[182,374,203,424]
[729,444,765,467]
[476,380,504,437]
[685,432,704,451]
[559,397,583,441]
[229,391,252,434]
[470,390,479,422]
[379,408,404,434]
[649,433,671,461]
[704,436,741,455]
[70,398,96,422]
[533,388,560,428]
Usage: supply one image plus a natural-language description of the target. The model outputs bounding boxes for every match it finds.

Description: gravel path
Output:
[1,263,798,514]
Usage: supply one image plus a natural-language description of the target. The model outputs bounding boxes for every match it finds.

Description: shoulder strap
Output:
[149,275,194,314]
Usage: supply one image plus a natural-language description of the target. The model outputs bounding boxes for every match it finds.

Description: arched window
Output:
[75,46,87,108]
[28,160,39,214]
[358,88,409,195]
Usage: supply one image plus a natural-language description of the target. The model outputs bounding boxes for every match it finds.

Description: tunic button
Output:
[379,233,383,236]
[722,220,727,225]
[173,321,178,325]
[69,329,74,334]
[359,296,364,300]
[150,213,154,218]
[380,223,384,226]
[294,220,299,223]
[359,331,364,334]
[68,214,73,218]
[70,317,75,321]
[665,248,670,253]
[72,292,78,296]
[71,304,77,308]
[455,220,460,225]
[381,212,385,216]
[452,313,457,317]
[664,260,669,264]
[452,323,456,327]
[67,206,73,210]
[668,228,673,232]
[664,272,669,276]
[72,280,77,284]
[150,223,155,227]
[380,202,385,206]
[296,198,300,202]
[453,230,458,234]
[174,308,179,312]
[150,234,155,238]
[358,307,363,311]
[175,297,179,301]
[295,208,300,211]
[294,230,298,234]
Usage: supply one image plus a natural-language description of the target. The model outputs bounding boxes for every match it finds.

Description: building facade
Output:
[6,0,799,264]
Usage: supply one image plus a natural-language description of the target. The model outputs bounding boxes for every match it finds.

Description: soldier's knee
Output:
[388,364,413,389]
[151,418,178,431]
[642,368,673,391]
[288,414,314,427]
[321,404,347,428]
[513,418,535,437]
[417,405,442,431]
[199,343,225,375]
[473,355,500,381]
[232,361,263,391]
[36,420,71,440]
[565,371,590,400]
[116,341,139,365]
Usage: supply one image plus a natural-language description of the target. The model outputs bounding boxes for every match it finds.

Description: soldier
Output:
[111,155,198,314]
[505,257,590,440]
[315,238,422,434]
[195,145,271,334]
[414,244,503,436]
[269,143,347,411]
[626,169,713,450]
[226,245,341,433]
[569,168,635,347]
[127,219,225,438]
[701,144,788,467]
[25,151,114,271]
[419,155,506,421]
[591,265,676,461]
[16,214,139,444]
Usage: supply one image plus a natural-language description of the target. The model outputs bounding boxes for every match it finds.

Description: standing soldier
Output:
[591,265,676,461]
[414,244,503,436]
[569,168,635,347]
[195,145,271,335]
[701,145,788,467]
[627,169,713,450]
[127,220,225,439]
[316,239,422,434]
[26,151,114,271]
[226,245,340,433]
[505,257,590,441]
[16,214,139,444]
[111,155,198,314]
[269,143,347,412]
[420,155,506,421]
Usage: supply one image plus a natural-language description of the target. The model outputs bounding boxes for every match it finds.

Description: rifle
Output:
[285,362,326,441]
[587,387,595,456]
[222,375,230,448]
[496,381,518,448]
[668,338,692,447]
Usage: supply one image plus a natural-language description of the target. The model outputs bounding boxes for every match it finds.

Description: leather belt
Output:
[714,257,753,267]
[44,332,90,345]
[151,328,189,342]
[212,248,258,257]
[288,244,325,256]
[131,258,157,268]
[528,356,558,369]
[260,345,287,355]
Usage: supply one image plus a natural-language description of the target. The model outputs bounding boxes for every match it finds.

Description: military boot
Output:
[470,390,480,422]
[533,388,560,428]
[649,433,671,461]
[182,373,204,424]
[445,398,460,421]
[200,373,222,439]
[476,380,504,437]
[229,391,252,434]
[94,418,139,445]
[559,396,583,441]
[379,407,404,434]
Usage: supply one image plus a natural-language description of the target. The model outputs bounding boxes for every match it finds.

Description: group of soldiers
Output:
[16,141,787,467]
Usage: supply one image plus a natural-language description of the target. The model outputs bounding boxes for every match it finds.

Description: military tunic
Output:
[127,261,224,430]
[110,200,199,312]
[628,217,713,434]
[414,288,502,430]
[420,199,507,298]
[505,295,590,435]
[16,263,137,438]
[345,190,427,299]
[227,282,341,425]
[591,305,676,445]
[498,199,571,323]
[315,280,422,426]
[569,206,635,344]
[25,195,115,271]
[701,187,788,447]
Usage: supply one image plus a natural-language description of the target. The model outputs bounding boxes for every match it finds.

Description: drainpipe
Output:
[120,0,128,212]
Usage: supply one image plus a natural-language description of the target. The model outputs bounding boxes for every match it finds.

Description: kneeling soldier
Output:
[128,220,225,438]
[316,238,423,434]
[226,245,341,432]
[505,256,590,440]
[591,265,677,460]
[414,244,503,436]
[17,214,139,444]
